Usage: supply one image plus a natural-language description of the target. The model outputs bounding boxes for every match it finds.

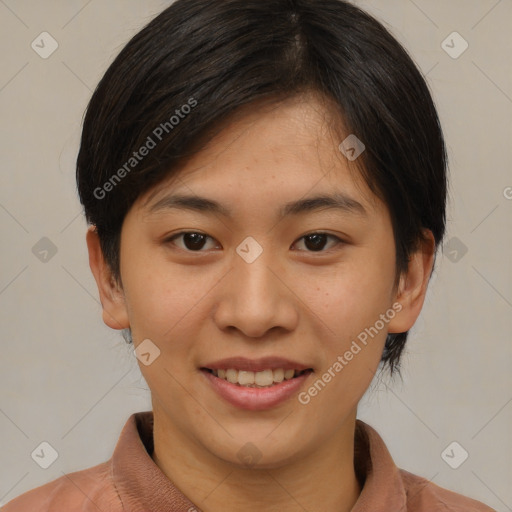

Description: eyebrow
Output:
[147,192,368,219]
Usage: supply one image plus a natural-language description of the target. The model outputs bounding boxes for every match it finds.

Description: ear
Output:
[387,229,436,334]
[86,226,130,331]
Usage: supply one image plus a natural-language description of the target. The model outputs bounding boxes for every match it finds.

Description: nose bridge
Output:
[213,236,298,337]
[233,237,281,311]
[237,246,275,296]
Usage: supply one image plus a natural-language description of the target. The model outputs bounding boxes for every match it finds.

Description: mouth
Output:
[201,367,313,388]
[200,356,314,410]
[199,357,314,410]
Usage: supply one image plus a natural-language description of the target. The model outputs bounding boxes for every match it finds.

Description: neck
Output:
[151,408,362,512]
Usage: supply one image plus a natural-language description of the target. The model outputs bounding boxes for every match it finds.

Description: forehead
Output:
[139,93,381,217]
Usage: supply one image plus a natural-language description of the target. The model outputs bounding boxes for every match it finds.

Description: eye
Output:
[165,231,344,253]
[292,232,343,252]
[166,231,219,252]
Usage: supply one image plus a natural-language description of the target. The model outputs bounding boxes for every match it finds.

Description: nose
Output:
[212,243,299,339]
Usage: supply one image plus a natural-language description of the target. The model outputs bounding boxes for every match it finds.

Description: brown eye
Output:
[167,232,218,251]
[293,233,343,252]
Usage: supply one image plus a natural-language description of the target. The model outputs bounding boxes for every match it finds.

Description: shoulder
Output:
[400,469,496,511]
[2,461,121,512]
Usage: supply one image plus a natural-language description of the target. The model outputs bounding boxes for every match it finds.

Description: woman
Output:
[3,0,495,510]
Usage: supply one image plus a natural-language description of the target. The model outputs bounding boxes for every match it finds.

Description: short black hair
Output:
[76,0,447,373]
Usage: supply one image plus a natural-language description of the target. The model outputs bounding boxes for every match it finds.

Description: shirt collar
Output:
[352,418,407,511]
[112,411,407,511]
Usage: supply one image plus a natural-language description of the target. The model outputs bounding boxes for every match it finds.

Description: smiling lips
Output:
[207,368,309,387]
[201,357,313,410]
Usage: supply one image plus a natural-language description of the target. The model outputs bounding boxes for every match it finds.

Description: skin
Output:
[87,93,435,512]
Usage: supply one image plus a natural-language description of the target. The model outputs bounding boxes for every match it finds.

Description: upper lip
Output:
[201,356,312,373]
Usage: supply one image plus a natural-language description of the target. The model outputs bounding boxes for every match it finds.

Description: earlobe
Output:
[86,226,130,331]
[387,230,436,334]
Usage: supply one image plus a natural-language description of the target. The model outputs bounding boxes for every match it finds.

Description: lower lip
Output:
[201,369,312,411]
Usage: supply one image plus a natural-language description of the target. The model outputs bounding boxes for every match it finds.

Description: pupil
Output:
[184,233,205,250]
[305,234,326,251]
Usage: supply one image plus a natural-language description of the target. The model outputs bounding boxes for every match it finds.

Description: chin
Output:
[204,431,311,470]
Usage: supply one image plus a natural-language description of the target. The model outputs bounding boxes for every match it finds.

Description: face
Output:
[89,94,432,469]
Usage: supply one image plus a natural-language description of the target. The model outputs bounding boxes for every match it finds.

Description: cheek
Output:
[126,274,189,337]
[299,253,395,342]
[122,250,222,344]
[297,265,392,417]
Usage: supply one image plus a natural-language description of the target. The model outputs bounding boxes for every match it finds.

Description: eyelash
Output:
[164,231,345,254]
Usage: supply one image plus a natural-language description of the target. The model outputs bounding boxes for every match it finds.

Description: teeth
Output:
[284,369,295,380]
[211,368,307,387]
[238,371,255,386]
[254,369,273,386]
[273,368,284,383]
[226,369,238,384]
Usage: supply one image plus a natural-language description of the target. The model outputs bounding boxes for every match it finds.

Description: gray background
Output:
[0,0,511,510]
